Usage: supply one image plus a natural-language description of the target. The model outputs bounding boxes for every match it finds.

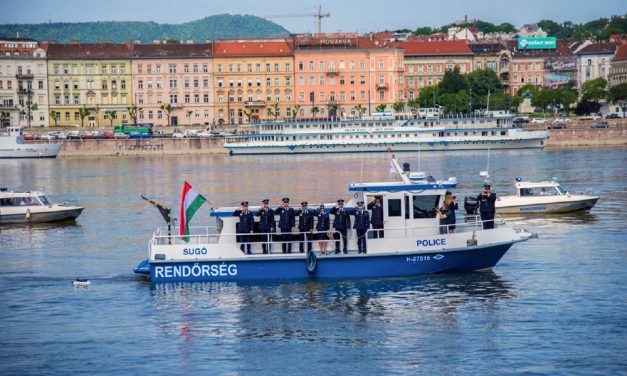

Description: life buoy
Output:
[25,209,31,220]
[306,250,317,275]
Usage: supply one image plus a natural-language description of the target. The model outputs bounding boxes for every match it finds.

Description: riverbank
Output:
[545,127,627,147]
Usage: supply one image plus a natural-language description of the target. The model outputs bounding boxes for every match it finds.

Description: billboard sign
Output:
[517,37,557,50]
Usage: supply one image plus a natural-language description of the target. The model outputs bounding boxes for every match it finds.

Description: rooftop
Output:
[214,39,293,57]
[131,43,213,58]
[47,42,131,59]
[576,42,619,56]
[468,42,507,55]
[613,42,627,61]
[399,41,472,56]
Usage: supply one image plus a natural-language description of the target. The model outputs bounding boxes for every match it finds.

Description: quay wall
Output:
[544,127,627,147]
[58,138,227,157]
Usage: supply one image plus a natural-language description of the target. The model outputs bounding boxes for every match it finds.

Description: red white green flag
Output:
[179,181,207,242]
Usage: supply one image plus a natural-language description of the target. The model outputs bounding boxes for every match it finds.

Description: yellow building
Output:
[47,42,133,127]
[212,39,294,124]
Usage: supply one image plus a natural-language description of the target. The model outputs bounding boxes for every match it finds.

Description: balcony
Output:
[16,72,34,79]
[375,83,389,90]
[17,88,33,95]
[325,68,339,75]
[245,100,266,108]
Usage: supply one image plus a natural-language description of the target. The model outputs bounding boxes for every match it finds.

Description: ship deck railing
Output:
[149,216,506,249]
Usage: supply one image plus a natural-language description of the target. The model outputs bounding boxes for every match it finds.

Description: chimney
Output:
[70,39,79,45]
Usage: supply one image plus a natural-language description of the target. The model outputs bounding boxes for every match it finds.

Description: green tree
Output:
[160,103,173,126]
[517,84,539,100]
[269,102,280,120]
[19,101,38,128]
[439,66,468,94]
[310,106,319,119]
[531,88,555,115]
[392,102,405,113]
[375,104,387,113]
[127,104,142,125]
[186,110,193,125]
[608,83,627,103]
[327,103,339,118]
[557,88,578,115]
[243,109,252,124]
[418,85,438,107]
[49,110,59,127]
[0,111,10,126]
[581,77,608,102]
[104,110,117,127]
[407,98,420,113]
[78,107,91,128]
[467,69,502,96]
[292,104,301,120]
[352,104,365,119]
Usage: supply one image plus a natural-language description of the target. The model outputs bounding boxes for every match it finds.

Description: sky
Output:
[1,0,625,33]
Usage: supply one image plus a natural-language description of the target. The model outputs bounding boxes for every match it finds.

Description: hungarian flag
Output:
[179,181,207,242]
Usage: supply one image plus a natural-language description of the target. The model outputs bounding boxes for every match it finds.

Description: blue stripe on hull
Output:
[144,243,513,283]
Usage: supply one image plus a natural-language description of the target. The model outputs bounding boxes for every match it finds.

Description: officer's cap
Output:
[337,199,345,204]
[319,203,325,208]
[445,191,452,196]
[262,199,269,204]
[483,183,492,188]
[241,201,249,206]
[301,201,308,205]
[357,201,364,205]
[282,197,290,203]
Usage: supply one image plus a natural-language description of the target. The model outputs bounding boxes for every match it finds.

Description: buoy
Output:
[72,278,91,287]
[306,250,317,275]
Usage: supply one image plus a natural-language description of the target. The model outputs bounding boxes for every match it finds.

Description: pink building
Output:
[294,34,405,118]
[131,43,214,126]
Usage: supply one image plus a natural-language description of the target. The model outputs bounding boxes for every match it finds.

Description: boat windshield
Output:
[38,195,50,205]
[520,186,560,196]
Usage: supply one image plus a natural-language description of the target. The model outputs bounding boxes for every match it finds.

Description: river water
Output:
[1,147,626,375]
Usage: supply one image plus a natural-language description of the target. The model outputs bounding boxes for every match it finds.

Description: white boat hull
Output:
[496,197,599,214]
[0,206,83,224]
[0,143,62,158]
[226,137,547,155]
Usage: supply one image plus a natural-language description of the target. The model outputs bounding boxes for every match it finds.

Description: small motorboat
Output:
[495,177,599,214]
[0,188,83,224]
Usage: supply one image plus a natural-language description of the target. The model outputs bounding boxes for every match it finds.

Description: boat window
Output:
[387,199,402,217]
[412,195,439,218]
[556,186,565,195]
[0,197,37,206]
[38,195,50,205]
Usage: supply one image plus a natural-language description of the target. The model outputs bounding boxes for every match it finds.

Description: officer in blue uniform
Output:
[315,203,331,254]
[233,201,254,254]
[367,197,384,238]
[477,184,497,229]
[256,199,275,254]
[295,201,315,253]
[353,201,370,254]
[331,199,352,254]
[276,197,296,253]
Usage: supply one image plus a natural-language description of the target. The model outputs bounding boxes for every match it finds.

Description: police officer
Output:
[477,184,497,229]
[331,199,352,254]
[233,201,254,254]
[256,199,275,254]
[367,197,384,238]
[315,203,331,254]
[295,201,315,253]
[353,201,370,254]
[276,197,296,253]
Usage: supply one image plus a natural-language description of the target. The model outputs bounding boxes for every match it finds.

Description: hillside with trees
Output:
[0,14,289,43]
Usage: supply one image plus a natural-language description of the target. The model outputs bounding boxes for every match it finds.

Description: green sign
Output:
[517,37,556,50]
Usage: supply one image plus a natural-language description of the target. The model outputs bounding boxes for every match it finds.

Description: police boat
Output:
[0,188,83,224]
[495,177,599,214]
[134,157,535,283]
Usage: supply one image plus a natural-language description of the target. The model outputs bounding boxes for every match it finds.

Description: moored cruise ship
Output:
[224,111,549,155]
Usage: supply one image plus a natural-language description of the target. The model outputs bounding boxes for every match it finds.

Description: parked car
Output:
[128,131,152,139]
[553,117,570,123]
[171,129,185,138]
[40,133,56,141]
[103,131,115,139]
[152,130,165,138]
[198,130,216,138]
[513,116,530,124]
[184,130,200,138]
[67,131,81,140]
[80,132,93,139]
[531,118,548,124]
[113,132,128,139]
[22,133,35,141]
[91,131,106,139]
[56,132,68,140]
[591,121,609,128]
[547,124,567,130]
[606,113,622,119]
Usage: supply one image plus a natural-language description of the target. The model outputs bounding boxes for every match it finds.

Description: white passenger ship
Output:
[224,111,549,155]
[0,126,61,158]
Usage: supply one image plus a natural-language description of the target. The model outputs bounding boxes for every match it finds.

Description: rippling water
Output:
[1,147,626,375]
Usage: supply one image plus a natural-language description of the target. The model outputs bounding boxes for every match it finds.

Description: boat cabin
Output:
[514,178,566,197]
[0,189,51,207]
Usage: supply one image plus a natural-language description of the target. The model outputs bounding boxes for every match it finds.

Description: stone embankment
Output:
[58,137,227,157]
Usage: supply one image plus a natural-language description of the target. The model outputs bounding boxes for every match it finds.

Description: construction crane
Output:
[265,5,330,34]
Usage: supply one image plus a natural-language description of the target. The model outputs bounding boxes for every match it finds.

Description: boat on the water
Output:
[0,126,62,158]
[224,111,548,155]
[0,188,83,224]
[495,177,599,214]
[134,157,535,283]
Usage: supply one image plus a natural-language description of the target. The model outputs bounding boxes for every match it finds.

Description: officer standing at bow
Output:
[367,197,384,238]
[353,201,370,254]
[295,201,315,253]
[315,203,330,254]
[477,183,497,229]
[276,197,296,253]
[331,199,352,254]
[256,199,275,254]
[233,201,254,254]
